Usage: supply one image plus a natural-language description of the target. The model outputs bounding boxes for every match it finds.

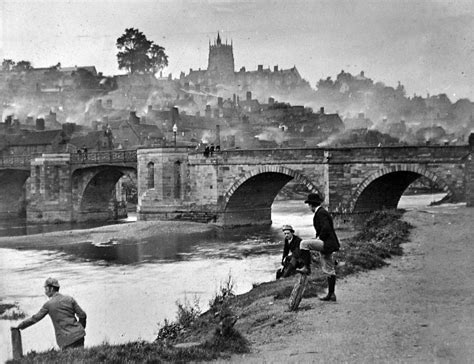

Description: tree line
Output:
[2,27,169,76]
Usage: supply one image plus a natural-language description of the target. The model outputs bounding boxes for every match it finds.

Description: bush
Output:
[337,209,413,277]
[156,296,201,342]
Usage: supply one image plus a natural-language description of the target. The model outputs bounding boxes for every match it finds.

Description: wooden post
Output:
[10,328,23,359]
[288,273,308,311]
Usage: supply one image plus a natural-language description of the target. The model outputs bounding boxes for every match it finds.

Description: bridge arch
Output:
[220,166,320,226]
[350,164,452,213]
[73,166,137,221]
[0,169,30,218]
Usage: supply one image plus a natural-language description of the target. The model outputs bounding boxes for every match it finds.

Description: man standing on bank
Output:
[12,278,87,350]
[297,193,340,302]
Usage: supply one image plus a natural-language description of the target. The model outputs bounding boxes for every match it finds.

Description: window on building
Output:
[174,161,181,199]
[147,162,155,189]
[35,166,41,193]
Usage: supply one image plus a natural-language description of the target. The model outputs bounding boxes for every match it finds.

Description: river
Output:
[0,193,446,362]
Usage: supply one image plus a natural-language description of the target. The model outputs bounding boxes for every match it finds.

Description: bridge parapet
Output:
[188,148,327,164]
[0,154,37,169]
[70,150,137,165]
[327,145,469,163]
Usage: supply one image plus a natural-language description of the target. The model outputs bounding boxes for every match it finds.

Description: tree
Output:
[72,68,99,89]
[116,28,168,74]
[2,59,15,71]
[13,60,33,72]
[147,44,168,74]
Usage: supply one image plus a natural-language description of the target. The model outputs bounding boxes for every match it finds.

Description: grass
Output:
[7,209,412,363]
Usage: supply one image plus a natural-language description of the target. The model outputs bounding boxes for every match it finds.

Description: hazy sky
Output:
[1,0,473,101]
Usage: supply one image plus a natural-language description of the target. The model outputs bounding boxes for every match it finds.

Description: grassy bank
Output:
[7,209,413,363]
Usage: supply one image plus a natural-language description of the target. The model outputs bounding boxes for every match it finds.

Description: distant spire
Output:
[217,32,221,45]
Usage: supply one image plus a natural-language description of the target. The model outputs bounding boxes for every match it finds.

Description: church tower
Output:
[207,32,235,83]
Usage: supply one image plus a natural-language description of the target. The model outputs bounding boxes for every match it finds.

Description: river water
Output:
[0,194,446,362]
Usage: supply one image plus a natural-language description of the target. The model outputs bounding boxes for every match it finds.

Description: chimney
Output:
[171,107,179,125]
[257,65,263,71]
[320,107,325,115]
[268,97,275,105]
[48,110,57,124]
[129,111,139,124]
[274,65,278,72]
[5,115,12,127]
[26,116,34,125]
[215,125,221,146]
[246,91,252,101]
[218,97,223,107]
[36,118,45,131]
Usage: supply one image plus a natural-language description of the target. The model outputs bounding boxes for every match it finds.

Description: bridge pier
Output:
[27,154,74,223]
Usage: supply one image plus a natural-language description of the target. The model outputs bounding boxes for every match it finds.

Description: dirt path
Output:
[222,205,474,363]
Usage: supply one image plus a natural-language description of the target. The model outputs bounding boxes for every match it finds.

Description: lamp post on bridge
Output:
[172,123,178,149]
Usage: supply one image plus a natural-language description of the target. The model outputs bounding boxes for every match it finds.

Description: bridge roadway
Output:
[0,144,473,226]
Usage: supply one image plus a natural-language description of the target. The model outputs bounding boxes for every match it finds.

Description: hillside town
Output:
[1,31,473,159]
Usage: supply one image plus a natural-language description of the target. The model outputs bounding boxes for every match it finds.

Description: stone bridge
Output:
[1,142,473,226]
[137,143,474,226]
[0,150,137,222]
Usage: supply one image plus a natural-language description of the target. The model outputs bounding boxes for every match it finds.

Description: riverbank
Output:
[225,203,474,363]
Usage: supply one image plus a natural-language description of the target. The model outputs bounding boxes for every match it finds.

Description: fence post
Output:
[11,327,23,359]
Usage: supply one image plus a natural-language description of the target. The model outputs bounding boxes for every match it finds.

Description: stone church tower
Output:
[207,32,234,83]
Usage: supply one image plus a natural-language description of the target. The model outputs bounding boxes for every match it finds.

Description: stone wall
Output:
[27,154,73,223]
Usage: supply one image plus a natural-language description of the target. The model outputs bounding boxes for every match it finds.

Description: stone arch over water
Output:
[73,166,136,221]
[351,165,452,213]
[0,169,30,218]
[220,166,320,226]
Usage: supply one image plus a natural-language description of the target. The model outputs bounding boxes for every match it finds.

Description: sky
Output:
[0,0,473,101]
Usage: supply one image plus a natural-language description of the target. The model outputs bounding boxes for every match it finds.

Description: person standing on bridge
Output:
[297,193,340,302]
[12,277,87,350]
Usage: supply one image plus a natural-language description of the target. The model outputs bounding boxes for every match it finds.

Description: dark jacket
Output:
[18,292,87,348]
[282,234,302,262]
[313,207,340,254]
